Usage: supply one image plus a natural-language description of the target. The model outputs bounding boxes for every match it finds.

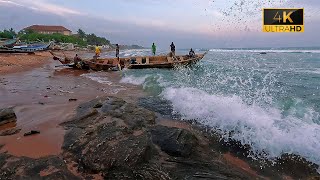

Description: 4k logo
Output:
[263,8,304,33]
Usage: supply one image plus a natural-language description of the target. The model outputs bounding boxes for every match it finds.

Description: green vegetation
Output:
[0,28,17,39]
[0,28,110,47]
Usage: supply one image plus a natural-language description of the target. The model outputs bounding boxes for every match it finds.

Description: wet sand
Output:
[0,59,144,158]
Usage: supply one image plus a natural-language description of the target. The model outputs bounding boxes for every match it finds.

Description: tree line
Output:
[0,28,110,47]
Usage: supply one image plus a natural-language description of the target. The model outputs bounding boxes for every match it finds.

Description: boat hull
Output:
[0,42,52,54]
[127,56,202,69]
[50,52,207,71]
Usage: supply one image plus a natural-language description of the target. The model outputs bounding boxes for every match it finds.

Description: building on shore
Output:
[23,25,72,35]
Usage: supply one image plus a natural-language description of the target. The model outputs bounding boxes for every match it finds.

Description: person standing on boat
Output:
[189,48,195,58]
[170,42,175,57]
[115,44,120,58]
[152,43,156,55]
[95,44,101,57]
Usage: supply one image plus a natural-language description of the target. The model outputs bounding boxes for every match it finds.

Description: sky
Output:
[0,0,319,49]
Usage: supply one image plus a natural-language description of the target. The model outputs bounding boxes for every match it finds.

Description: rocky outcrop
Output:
[0,128,21,136]
[0,107,17,126]
[151,125,198,157]
[1,96,319,179]
[61,96,253,179]
[0,154,80,179]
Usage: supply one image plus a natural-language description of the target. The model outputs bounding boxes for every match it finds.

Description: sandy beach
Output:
[0,52,51,75]
[0,52,319,179]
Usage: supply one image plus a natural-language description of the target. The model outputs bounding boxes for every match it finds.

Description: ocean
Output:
[85,48,320,168]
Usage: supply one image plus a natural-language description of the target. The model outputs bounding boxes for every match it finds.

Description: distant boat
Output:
[0,42,52,53]
[13,42,52,51]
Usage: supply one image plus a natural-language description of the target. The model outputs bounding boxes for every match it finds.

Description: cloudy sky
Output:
[0,0,319,49]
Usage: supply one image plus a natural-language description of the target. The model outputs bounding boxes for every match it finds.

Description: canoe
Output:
[13,42,52,51]
[0,42,52,54]
[127,54,206,69]
[50,52,207,71]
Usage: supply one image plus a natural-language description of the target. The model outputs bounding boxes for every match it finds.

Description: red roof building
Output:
[24,25,72,36]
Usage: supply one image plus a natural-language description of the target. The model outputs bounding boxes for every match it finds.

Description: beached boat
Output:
[0,39,17,48]
[126,54,206,69]
[50,51,207,70]
[0,42,52,54]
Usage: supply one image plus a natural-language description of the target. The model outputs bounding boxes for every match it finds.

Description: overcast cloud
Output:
[0,0,319,48]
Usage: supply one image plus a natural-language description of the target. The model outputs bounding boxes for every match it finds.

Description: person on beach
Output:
[170,42,175,57]
[95,44,101,57]
[74,54,81,64]
[115,44,120,58]
[152,43,156,55]
[74,54,84,69]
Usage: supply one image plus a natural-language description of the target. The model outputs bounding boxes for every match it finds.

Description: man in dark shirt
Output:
[116,44,120,58]
[189,48,195,58]
[170,42,175,57]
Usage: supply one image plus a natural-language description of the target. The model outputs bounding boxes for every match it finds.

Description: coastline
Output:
[0,52,319,179]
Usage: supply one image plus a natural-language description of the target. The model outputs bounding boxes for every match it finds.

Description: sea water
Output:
[87,48,320,167]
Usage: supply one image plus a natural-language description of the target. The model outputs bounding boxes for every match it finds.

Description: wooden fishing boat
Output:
[50,51,207,70]
[126,54,206,69]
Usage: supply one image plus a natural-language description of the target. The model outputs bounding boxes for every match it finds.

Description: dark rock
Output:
[151,126,198,157]
[70,96,155,130]
[0,128,21,136]
[104,163,170,180]
[0,107,17,126]
[274,154,319,178]
[0,154,80,179]
[138,97,181,119]
[69,98,78,102]
[166,157,250,180]
[62,109,99,128]
[62,127,85,153]
[24,130,40,136]
[110,104,156,130]
[100,97,126,113]
[63,121,158,178]
[93,102,103,108]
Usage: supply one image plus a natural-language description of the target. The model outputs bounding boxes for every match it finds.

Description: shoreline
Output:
[0,53,319,179]
[0,58,144,158]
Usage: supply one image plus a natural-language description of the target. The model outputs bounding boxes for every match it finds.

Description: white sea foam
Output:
[209,49,320,54]
[81,73,112,85]
[120,75,150,85]
[294,68,320,75]
[162,87,320,166]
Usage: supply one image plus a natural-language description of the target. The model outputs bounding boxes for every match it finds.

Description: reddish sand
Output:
[223,153,262,178]
[0,52,51,75]
[0,60,144,158]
